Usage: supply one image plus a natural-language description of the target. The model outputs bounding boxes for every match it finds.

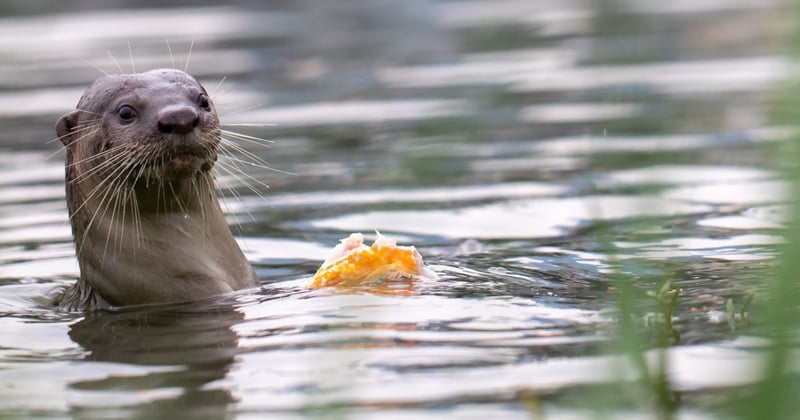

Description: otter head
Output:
[57,69,220,212]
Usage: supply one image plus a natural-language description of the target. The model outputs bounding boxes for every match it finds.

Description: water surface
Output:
[0,1,790,418]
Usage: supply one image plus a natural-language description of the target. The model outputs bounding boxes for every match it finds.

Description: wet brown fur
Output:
[56,69,259,311]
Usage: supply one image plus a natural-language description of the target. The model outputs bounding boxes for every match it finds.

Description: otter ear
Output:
[56,111,80,146]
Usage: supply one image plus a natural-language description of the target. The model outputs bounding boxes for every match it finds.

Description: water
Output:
[0,1,790,418]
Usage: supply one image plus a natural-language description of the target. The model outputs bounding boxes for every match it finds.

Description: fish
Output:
[310,232,436,289]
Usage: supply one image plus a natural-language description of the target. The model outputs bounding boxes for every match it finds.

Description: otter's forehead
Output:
[76,69,206,114]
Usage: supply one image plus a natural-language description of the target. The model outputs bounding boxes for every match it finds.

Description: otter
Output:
[56,69,260,311]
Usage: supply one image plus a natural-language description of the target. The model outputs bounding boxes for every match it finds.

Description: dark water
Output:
[0,1,789,418]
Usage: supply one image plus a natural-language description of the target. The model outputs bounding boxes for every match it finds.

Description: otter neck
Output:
[131,171,215,214]
[66,168,222,253]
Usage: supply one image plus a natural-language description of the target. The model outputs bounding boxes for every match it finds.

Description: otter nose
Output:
[157,106,200,135]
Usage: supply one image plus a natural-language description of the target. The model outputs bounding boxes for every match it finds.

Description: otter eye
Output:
[197,94,211,111]
[117,105,137,122]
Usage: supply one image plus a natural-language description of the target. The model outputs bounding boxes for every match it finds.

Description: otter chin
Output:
[56,68,260,311]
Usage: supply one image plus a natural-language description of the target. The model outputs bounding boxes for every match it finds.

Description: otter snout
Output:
[157,106,200,135]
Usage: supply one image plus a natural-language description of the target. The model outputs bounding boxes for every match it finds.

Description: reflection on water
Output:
[0,0,789,418]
